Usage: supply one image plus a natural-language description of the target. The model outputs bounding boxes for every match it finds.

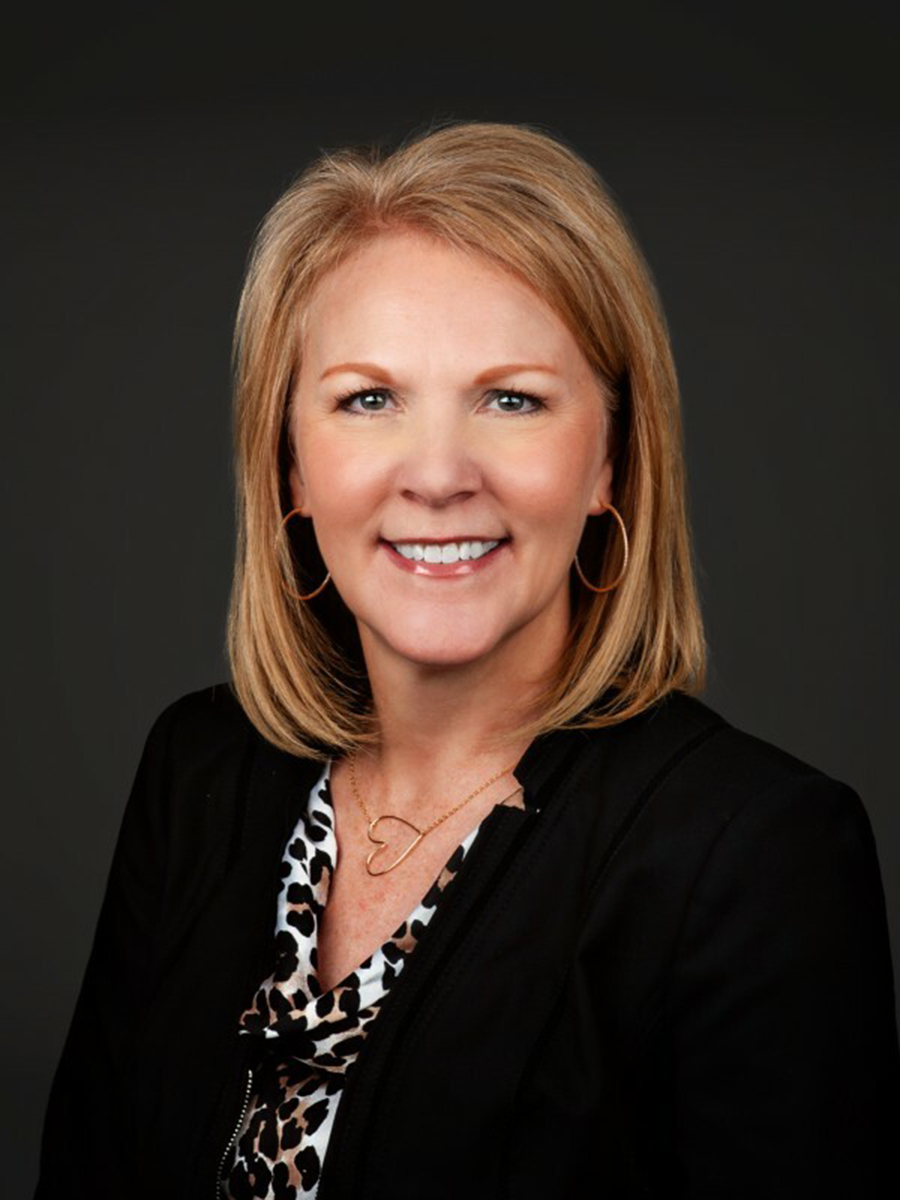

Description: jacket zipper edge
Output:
[214,1064,254,1197]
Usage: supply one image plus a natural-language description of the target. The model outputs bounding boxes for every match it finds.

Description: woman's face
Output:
[288,229,613,679]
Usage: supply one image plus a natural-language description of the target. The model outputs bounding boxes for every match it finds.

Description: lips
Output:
[377,537,512,560]
[379,536,511,576]
[379,537,510,546]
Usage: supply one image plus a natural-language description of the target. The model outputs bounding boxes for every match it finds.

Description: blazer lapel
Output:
[314,724,592,1199]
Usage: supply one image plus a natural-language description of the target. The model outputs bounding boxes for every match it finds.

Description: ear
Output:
[586,455,614,516]
[288,460,309,515]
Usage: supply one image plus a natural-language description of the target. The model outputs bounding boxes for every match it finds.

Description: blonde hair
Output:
[225,118,708,761]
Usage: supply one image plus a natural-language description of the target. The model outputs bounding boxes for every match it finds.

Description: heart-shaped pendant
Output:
[365,814,425,875]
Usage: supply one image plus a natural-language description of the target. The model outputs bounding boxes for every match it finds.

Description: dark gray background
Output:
[5,2,898,1190]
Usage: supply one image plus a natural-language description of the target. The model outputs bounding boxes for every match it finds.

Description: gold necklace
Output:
[347,753,519,876]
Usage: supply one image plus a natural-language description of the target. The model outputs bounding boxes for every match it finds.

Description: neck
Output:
[350,613,566,815]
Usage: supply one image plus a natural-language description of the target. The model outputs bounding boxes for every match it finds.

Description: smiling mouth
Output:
[379,536,511,565]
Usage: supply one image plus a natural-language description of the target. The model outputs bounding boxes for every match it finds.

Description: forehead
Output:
[299,230,586,377]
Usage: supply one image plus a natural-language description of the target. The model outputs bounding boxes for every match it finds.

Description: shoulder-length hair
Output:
[225,118,708,761]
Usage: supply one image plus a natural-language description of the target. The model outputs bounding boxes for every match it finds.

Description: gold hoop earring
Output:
[574,502,630,594]
[275,507,332,601]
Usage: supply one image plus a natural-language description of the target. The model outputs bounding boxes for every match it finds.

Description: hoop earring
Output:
[275,507,332,601]
[574,502,630,594]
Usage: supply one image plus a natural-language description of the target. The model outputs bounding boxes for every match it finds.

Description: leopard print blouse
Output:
[219,758,524,1198]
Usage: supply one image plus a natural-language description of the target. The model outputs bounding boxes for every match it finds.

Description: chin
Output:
[378,627,505,668]
[402,642,500,668]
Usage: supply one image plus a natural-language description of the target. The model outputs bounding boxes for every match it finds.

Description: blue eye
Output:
[334,388,393,414]
[486,389,546,416]
[332,386,547,416]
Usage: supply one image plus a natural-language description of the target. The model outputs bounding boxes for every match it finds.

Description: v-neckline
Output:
[307,758,490,1002]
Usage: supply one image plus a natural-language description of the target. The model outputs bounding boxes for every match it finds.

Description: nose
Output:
[392,404,483,508]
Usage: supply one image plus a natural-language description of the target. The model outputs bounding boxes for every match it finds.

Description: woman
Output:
[35,119,899,1198]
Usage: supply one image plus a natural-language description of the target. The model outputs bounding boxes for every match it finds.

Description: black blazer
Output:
[34,682,900,1198]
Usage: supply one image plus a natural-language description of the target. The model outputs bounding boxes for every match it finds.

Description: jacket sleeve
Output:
[661,772,900,1197]
[33,697,183,1197]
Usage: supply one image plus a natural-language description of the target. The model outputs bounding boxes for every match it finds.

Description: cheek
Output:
[507,447,592,533]
[300,441,390,542]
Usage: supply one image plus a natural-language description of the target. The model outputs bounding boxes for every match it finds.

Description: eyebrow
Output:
[319,361,561,384]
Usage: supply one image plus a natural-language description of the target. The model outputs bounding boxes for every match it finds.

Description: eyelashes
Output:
[332,386,547,418]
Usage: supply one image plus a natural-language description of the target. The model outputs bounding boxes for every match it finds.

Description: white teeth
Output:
[390,539,502,564]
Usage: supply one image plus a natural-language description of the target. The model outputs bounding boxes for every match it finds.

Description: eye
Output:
[486,389,547,416]
[334,387,394,414]
[332,385,548,417]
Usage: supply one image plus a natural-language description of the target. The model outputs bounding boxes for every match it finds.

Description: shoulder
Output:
[141,679,259,777]
[631,689,839,782]
[159,679,251,735]
[590,689,872,856]
[627,688,855,789]
[587,696,887,986]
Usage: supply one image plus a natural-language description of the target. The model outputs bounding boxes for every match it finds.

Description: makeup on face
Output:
[378,536,513,577]
[288,229,613,674]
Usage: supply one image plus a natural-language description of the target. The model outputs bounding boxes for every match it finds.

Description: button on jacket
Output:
[34,682,900,1198]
